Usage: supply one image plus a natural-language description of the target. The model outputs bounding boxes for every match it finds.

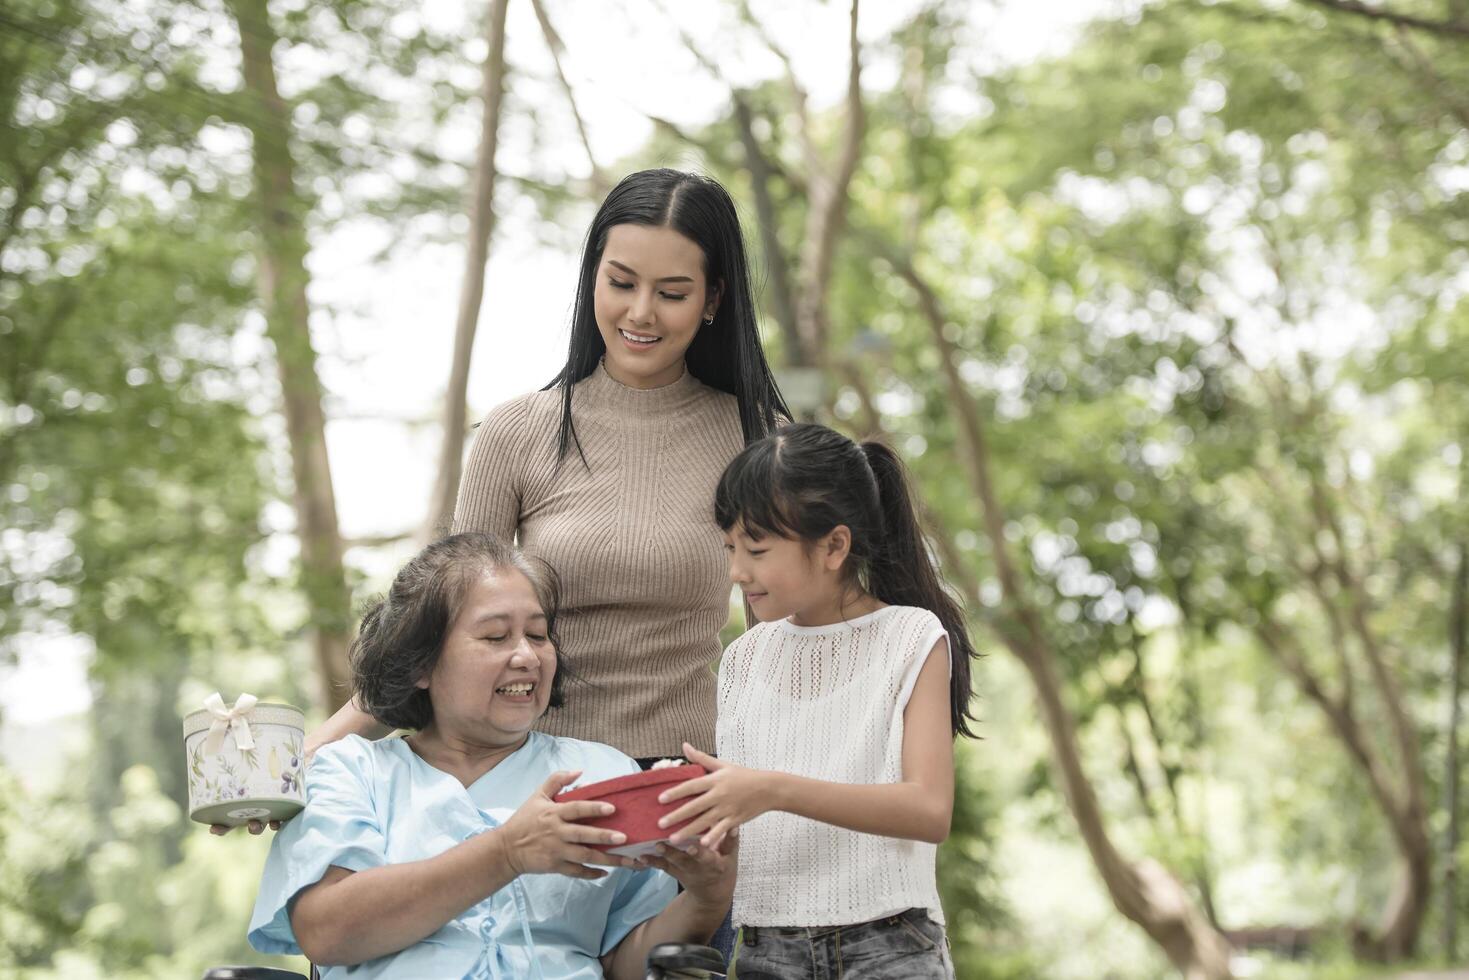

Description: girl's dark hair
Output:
[350,531,567,731]
[546,168,789,461]
[715,423,979,738]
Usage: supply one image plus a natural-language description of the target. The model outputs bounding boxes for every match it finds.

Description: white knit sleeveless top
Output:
[716,605,949,927]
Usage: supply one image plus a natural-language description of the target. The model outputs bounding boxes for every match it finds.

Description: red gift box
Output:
[556,764,706,858]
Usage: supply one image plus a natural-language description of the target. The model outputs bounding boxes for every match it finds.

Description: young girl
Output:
[657,422,978,979]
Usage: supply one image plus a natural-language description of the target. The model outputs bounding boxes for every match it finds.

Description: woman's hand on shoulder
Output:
[497,770,637,879]
[659,744,773,849]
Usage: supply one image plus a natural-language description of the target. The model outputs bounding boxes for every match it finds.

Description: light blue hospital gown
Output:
[248,732,677,979]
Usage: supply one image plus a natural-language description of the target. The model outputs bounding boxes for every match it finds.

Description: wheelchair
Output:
[203,941,726,979]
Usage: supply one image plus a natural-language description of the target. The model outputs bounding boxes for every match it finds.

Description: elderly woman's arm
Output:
[290,770,630,966]
[292,832,517,964]
[600,839,737,980]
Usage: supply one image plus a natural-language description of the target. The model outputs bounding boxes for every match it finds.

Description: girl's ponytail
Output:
[861,442,980,738]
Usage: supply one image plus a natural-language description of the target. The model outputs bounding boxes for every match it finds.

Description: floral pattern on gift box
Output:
[267,738,303,796]
[187,741,250,807]
[183,702,305,814]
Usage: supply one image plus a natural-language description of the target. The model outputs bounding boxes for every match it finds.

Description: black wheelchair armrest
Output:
[645,942,727,978]
[202,969,308,980]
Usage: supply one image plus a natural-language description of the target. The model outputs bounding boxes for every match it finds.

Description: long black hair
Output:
[350,532,568,731]
[546,168,789,461]
[714,423,979,738]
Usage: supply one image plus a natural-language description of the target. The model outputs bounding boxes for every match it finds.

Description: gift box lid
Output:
[556,764,705,803]
[182,700,304,737]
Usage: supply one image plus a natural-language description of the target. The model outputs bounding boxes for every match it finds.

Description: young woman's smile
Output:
[593,223,719,389]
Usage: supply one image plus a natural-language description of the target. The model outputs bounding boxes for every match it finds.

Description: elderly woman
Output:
[247,532,734,979]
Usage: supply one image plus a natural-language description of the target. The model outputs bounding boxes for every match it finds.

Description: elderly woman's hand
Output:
[498,770,637,879]
[639,832,737,914]
[209,819,284,836]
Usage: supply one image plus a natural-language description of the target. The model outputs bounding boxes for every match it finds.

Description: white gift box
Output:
[182,693,306,827]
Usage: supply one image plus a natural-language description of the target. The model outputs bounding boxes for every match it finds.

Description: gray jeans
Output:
[734,908,955,979]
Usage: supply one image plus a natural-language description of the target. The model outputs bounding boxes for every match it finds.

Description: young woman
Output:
[659,423,980,978]
[308,168,788,767]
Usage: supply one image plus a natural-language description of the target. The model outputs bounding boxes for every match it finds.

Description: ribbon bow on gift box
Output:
[202,692,259,755]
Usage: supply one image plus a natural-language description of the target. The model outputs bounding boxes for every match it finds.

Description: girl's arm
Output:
[292,770,630,965]
[662,638,954,847]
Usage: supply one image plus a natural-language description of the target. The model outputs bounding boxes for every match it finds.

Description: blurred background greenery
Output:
[2,0,1467,976]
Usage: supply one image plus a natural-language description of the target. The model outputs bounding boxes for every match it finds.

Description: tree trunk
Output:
[424,0,511,542]
[1304,468,1433,958]
[1254,607,1431,961]
[1443,539,1466,962]
[887,249,1233,978]
[230,0,352,711]
[1373,830,1433,960]
[1015,632,1234,978]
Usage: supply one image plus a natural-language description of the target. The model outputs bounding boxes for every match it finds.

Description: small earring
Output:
[703,313,715,325]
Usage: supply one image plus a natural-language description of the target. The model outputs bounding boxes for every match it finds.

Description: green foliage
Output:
[0,764,92,969]
[0,758,308,978]
[939,743,1040,979]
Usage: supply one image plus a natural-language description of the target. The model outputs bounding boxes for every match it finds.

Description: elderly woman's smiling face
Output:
[416,567,557,747]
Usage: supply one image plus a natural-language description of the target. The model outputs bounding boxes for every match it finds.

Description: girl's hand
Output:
[659,744,773,849]
[638,832,738,914]
[498,770,637,879]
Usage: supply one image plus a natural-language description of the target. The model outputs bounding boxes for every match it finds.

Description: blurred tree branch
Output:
[1385,25,1469,130]
[733,96,801,359]
[650,0,864,411]
[1298,0,1469,39]
[1220,323,1433,957]
[530,0,607,195]
[794,0,865,367]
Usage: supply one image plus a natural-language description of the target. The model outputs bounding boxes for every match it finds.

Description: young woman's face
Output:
[419,567,557,747]
[593,223,719,389]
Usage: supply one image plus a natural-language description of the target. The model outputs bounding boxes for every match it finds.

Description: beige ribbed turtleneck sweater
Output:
[451,362,744,759]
